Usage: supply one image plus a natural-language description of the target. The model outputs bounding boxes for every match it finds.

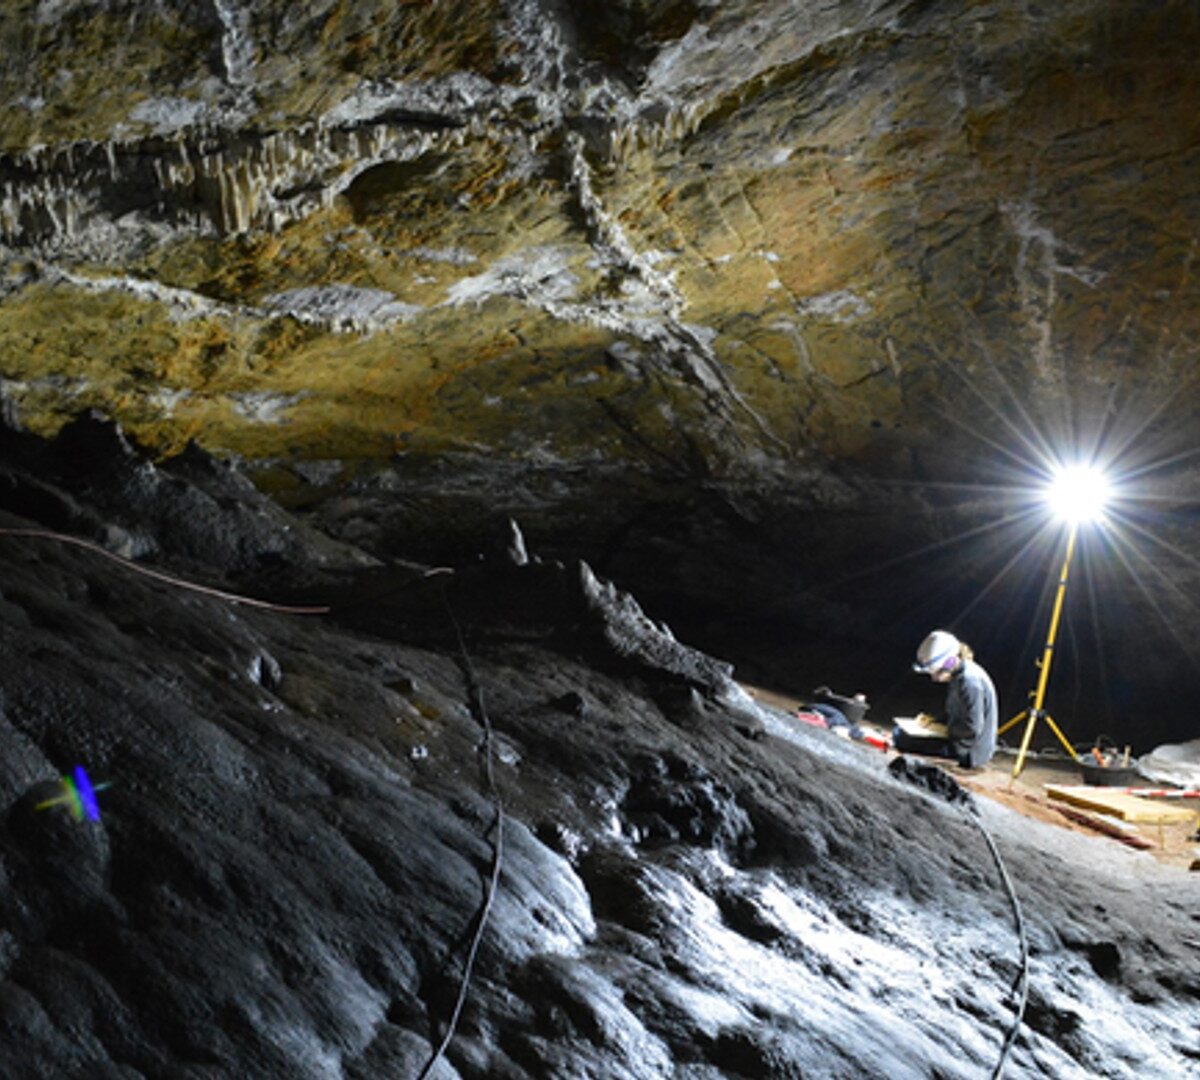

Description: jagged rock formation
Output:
[0,426,1197,1078]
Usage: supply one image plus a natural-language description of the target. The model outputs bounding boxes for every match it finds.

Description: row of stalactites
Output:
[605,101,711,165]
[0,115,501,243]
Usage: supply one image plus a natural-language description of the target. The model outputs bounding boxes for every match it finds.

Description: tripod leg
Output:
[997,710,1027,737]
[1041,713,1077,761]
[1011,711,1040,780]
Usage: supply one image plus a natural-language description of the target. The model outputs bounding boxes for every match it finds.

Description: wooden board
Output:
[1050,804,1155,849]
[1045,784,1199,824]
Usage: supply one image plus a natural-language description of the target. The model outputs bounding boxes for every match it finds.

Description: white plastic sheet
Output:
[1138,738,1200,789]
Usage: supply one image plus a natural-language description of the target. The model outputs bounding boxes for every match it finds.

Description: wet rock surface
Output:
[0,426,1197,1078]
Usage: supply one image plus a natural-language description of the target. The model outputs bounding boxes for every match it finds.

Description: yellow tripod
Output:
[998,522,1080,780]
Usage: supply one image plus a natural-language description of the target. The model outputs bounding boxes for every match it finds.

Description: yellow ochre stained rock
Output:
[0,0,1195,477]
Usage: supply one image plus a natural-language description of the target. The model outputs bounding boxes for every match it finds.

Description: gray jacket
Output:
[945,658,998,767]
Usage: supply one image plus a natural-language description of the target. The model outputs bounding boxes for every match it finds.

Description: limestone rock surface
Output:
[1,0,1196,468]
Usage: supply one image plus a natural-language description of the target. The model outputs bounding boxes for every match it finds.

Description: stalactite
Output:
[0,106,504,247]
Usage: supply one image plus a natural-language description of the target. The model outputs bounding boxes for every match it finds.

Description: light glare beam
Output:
[807,505,1044,595]
[1107,509,1200,579]
[947,306,1063,466]
[1112,443,1200,485]
[949,518,1057,627]
[1104,368,1200,468]
[1090,519,1200,669]
[919,394,1053,479]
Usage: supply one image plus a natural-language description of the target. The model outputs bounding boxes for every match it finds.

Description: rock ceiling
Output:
[1,0,1199,741]
[2,0,1196,465]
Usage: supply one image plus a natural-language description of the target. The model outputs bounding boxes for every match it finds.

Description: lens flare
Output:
[34,765,110,822]
[73,765,102,821]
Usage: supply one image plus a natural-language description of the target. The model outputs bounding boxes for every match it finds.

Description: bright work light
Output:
[1045,464,1111,524]
[1001,461,1114,779]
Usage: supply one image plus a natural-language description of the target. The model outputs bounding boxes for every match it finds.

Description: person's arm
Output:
[948,673,986,738]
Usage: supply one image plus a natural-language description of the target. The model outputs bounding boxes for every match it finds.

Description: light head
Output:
[1045,463,1111,525]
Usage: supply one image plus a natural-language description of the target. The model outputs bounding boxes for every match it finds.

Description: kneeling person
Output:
[900,630,998,768]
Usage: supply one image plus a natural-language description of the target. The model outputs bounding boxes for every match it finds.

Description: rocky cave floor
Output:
[1,417,1198,1079]
[741,686,1200,876]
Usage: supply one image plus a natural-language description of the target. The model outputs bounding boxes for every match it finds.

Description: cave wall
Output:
[1,1,1199,746]
[0,425,1197,1078]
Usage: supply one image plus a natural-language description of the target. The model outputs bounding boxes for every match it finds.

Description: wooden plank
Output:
[1044,784,1199,824]
[1051,804,1155,849]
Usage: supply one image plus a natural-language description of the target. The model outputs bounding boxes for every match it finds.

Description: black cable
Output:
[890,759,1029,1078]
[4,525,507,1075]
[416,582,506,1080]
[965,802,1029,1080]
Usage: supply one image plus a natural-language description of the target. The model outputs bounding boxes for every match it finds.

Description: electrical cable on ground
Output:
[3,523,507,1075]
[0,527,332,614]
[965,800,1029,1080]
[416,581,505,1080]
[889,758,1028,1079]
[993,742,1090,764]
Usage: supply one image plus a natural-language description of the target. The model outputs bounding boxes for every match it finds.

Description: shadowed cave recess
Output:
[0,1,1199,1077]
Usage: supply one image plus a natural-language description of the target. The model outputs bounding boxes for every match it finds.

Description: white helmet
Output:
[914,630,960,674]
